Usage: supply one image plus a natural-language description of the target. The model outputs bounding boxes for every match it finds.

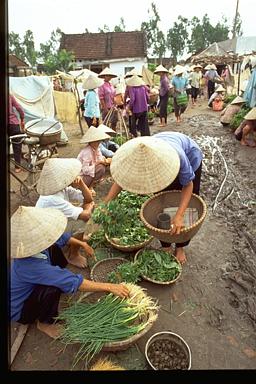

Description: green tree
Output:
[187,14,229,54]
[141,2,166,61]
[114,17,126,32]
[98,24,110,33]
[232,11,243,37]
[23,30,37,67]
[39,28,74,75]
[166,16,189,63]
[9,31,26,61]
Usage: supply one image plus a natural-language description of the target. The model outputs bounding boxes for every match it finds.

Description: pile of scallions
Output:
[55,284,159,368]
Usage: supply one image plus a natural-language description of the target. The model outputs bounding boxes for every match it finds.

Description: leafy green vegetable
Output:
[91,191,152,245]
[107,249,182,283]
[87,228,107,248]
[230,105,251,130]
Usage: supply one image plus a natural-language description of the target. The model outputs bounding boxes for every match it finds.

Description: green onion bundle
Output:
[56,284,159,368]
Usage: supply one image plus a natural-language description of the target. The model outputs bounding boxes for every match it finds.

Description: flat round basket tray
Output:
[140,190,207,243]
[70,290,158,352]
[90,257,128,283]
[134,248,182,285]
[105,233,153,252]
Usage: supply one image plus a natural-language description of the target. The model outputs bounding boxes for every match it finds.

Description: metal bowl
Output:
[145,331,191,370]
[25,118,62,145]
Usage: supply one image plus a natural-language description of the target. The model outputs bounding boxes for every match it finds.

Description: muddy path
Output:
[9,99,256,370]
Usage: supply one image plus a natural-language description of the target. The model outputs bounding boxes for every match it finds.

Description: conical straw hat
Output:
[154,64,169,74]
[129,68,143,77]
[98,67,117,78]
[37,158,82,195]
[210,64,217,70]
[11,206,67,258]
[125,75,145,87]
[110,136,180,194]
[97,123,116,134]
[174,65,185,76]
[82,75,104,90]
[230,96,245,105]
[80,125,110,144]
[216,85,225,92]
[244,107,256,120]
[204,64,212,70]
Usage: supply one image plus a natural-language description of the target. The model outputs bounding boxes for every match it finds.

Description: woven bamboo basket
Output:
[140,190,207,243]
[105,233,154,253]
[134,248,182,285]
[90,257,128,283]
[74,291,158,352]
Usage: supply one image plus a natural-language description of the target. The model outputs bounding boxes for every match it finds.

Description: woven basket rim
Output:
[90,257,128,281]
[140,190,207,235]
[105,233,154,251]
[76,291,158,349]
[134,248,182,285]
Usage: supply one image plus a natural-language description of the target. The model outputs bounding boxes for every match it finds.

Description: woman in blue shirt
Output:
[82,75,103,128]
[172,66,188,123]
[104,133,203,265]
[11,206,129,339]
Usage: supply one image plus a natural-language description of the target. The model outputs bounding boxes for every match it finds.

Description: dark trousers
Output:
[191,87,199,100]
[207,80,215,99]
[131,111,150,136]
[84,116,99,128]
[159,93,169,122]
[160,162,202,248]
[173,98,187,118]
[18,245,68,325]
[8,124,22,165]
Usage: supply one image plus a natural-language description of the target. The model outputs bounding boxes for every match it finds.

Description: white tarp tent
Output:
[9,75,68,142]
[9,75,55,122]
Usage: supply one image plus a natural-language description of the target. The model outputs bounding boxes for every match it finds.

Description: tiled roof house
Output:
[9,54,32,77]
[60,31,147,77]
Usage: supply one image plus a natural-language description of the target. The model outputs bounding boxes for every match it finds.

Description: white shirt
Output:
[36,186,84,220]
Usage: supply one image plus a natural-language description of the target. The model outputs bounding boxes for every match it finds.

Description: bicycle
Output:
[9,133,59,198]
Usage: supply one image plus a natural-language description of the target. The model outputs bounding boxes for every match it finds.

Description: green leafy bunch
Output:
[91,191,151,245]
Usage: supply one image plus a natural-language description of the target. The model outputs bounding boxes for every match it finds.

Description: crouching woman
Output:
[10,206,129,339]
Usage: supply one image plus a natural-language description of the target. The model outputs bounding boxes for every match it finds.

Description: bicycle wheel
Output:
[20,168,41,197]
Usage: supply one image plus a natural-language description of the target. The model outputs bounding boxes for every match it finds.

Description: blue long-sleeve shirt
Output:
[84,90,101,118]
[10,233,83,322]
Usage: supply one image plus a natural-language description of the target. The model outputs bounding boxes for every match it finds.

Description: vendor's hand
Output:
[105,158,112,165]
[71,176,83,189]
[169,215,185,235]
[107,283,130,298]
[81,242,96,261]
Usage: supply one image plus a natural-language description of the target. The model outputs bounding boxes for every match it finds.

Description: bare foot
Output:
[68,253,88,268]
[175,247,187,265]
[15,167,22,173]
[37,321,62,339]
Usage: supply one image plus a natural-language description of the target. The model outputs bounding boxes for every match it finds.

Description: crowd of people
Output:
[9,60,256,342]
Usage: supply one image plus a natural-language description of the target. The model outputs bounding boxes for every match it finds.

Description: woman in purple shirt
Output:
[98,67,118,130]
[8,94,25,172]
[154,65,170,127]
[11,206,130,339]
[126,75,150,137]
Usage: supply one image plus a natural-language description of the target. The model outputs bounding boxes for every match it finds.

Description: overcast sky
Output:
[8,0,255,49]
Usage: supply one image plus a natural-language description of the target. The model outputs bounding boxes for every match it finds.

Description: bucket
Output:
[156,212,171,230]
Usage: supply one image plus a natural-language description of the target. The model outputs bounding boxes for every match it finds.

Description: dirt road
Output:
[10,98,256,370]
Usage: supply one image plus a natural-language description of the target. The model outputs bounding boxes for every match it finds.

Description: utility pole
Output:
[232,0,240,39]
